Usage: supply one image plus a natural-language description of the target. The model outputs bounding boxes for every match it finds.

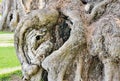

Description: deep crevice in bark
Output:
[9,13,13,21]
[54,13,71,50]
[42,70,48,81]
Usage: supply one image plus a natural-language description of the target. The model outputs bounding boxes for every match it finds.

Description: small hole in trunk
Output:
[10,14,13,21]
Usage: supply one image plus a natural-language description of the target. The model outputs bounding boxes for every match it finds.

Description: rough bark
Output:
[0,0,46,31]
[13,0,120,81]
[0,0,18,31]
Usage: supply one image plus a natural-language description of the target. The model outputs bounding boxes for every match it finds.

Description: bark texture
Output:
[0,0,45,31]
[13,0,120,81]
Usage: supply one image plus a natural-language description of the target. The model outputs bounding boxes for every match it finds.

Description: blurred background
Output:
[0,0,22,81]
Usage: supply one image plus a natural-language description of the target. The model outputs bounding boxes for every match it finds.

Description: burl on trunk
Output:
[13,0,120,81]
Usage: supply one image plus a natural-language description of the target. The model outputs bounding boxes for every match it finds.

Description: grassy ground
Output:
[0,31,13,34]
[0,31,20,70]
[0,47,20,70]
[0,70,22,81]
[0,31,22,81]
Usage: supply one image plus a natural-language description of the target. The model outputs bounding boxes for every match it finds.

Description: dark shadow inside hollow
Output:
[81,0,88,4]
[9,13,13,21]
[42,70,48,81]
[52,13,72,50]
[36,35,41,40]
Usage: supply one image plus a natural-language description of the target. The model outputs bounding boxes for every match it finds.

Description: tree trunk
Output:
[0,0,17,31]
[0,0,45,31]
[13,0,120,81]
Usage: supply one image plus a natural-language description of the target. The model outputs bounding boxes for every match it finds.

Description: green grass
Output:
[0,70,22,81]
[0,31,20,70]
[0,31,21,80]
[0,47,20,70]
[0,31,13,34]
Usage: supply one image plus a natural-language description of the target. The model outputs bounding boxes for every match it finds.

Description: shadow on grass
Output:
[0,70,22,81]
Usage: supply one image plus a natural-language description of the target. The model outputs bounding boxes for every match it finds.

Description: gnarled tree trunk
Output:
[12,0,120,81]
[0,0,45,31]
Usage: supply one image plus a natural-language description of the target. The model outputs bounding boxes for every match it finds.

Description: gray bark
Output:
[13,0,120,81]
[0,0,45,31]
[0,0,18,31]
